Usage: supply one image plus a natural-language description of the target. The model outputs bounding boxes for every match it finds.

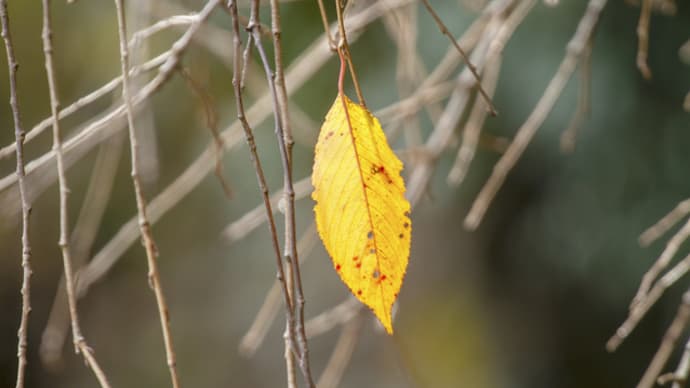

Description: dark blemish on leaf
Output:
[369,248,376,254]
[353,256,359,261]
[372,269,380,279]
[380,274,387,281]
[398,233,404,239]
[355,262,361,269]
[403,222,409,229]
[367,231,373,239]
[404,211,410,217]
[335,264,341,271]
[357,290,363,295]
[339,132,344,136]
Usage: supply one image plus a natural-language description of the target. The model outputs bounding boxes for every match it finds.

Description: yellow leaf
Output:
[312,93,411,334]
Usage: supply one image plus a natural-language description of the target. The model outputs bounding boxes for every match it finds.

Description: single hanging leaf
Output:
[312,93,411,334]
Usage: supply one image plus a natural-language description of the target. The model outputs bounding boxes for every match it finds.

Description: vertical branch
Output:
[40,1,111,387]
[227,1,300,387]
[269,1,315,386]
[0,2,32,387]
[111,1,181,386]
[248,0,315,383]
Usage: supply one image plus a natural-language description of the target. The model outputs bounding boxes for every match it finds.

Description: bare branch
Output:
[0,2,33,387]
[41,0,111,386]
[113,0,184,385]
[420,0,497,115]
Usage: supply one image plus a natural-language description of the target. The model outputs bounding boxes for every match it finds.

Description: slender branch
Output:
[178,67,233,198]
[636,0,653,79]
[41,0,111,386]
[228,1,300,386]
[420,0,497,115]
[113,0,182,386]
[0,2,32,387]
[464,0,607,230]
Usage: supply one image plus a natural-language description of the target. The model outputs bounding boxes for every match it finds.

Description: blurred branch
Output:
[635,289,690,388]
[447,54,502,187]
[465,0,607,230]
[636,0,653,79]
[609,201,690,351]
[40,135,124,368]
[41,0,111,386]
[316,313,364,388]
[0,2,33,387]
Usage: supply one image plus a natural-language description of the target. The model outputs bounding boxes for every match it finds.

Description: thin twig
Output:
[464,0,607,230]
[316,0,335,50]
[420,0,497,115]
[248,0,315,384]
[268,0,315,384]
[113,0,183,385]
[635,289,690,388]
[636,0,653,79]
[0,2,32,387]
[178,67,233,198]
[41,0,111,386]
[228,1,299,386]
[335,0,366,106]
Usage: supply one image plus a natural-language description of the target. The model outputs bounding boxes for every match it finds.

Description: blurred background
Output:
[1,0,690,387]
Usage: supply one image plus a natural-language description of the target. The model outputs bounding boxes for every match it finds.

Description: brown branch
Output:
[41,0,111,386]
[112,0,183,385]
[247,0,315,384]
[0,2,33,387]
[228,1,301,386]
[420,0,497,115]
[178,67,233,198]
[464,0,607,230]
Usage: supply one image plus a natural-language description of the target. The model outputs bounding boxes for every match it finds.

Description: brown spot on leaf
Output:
[369,248,376,254]
[357,290,363,295]
[373,269,380,279]
[398,233,404,239]
[403,222,409,229]
[380,274,387,281]
[355,262,361,269]
[367,231,373,239]
[352,256,359,261]
[335,264,341,271]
